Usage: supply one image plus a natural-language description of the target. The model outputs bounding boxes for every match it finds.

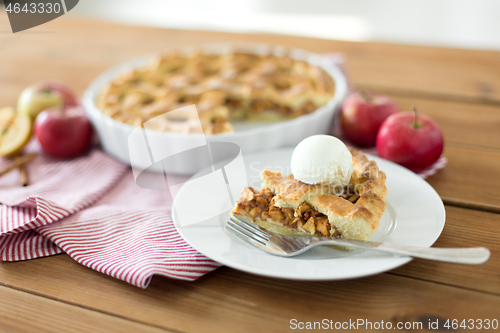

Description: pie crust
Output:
[232,148,387,240]
[96,52,335,134]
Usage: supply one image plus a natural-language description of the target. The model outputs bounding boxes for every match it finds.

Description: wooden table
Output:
[1,16,500,332]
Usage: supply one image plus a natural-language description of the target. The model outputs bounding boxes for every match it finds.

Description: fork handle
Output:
[317,239,490,264]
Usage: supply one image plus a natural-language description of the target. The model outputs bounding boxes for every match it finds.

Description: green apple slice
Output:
[0,112,32,156]
[0,106,16,135]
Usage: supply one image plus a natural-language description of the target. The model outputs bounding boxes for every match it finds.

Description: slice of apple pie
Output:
[232,148,387,240]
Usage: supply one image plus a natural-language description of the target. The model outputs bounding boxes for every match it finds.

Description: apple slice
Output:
[0,106,16,134]
[0,111,32,156]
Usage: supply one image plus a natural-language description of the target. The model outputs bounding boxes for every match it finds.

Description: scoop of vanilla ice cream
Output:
[291,135,353,186]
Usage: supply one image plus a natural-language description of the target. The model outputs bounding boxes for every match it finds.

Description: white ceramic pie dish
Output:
[82,43,348,175]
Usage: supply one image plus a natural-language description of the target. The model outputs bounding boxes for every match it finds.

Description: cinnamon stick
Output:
[0,153,37,177]
[18,163,29,186]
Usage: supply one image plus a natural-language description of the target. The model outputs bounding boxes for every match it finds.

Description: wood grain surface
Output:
[387,95,500,151]
[391,206,500,295]
[0,16,499,106]
[0,285,170,332]
[2,255,500,333]
[0,207,498,332]
[428,146,500,212]
[0,14,499,333]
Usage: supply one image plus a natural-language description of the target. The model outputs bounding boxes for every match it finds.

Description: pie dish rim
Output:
[82,43,348,174]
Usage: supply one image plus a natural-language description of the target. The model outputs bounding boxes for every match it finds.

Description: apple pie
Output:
[96,52,335,134]
[232,148,387,240]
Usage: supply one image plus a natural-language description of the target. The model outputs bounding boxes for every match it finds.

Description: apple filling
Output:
[233,187,344,237]
[248,99,318,118]
[249,99,292,115]
[225,97,245,110]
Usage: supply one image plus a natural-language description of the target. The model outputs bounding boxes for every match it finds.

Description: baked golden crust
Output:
[97,52,335,134]
[233,148,387,241]
[261,170,338,210]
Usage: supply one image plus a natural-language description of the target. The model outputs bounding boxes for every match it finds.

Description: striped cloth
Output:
[0,143,221,288]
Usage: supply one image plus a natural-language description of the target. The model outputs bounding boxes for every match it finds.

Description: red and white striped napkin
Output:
[0,142,221,288]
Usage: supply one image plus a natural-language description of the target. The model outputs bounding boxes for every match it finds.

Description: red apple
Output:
[18,80,78,121]
[34,105,93,158]
[376,109,444,172]
[341,91,399,147]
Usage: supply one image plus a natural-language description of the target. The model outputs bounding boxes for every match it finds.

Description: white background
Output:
[70,0,500,50]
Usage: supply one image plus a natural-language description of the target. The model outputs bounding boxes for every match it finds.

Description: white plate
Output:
[172,148,446,280]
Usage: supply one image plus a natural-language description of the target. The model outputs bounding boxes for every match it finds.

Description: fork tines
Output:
[227,215,271,246]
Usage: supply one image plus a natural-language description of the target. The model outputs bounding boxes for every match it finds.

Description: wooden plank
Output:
[0,284,169,333]
[1,254,500,333]
[340,93,500,210]
[383,95,500,151]
[391,206,500,295]
[376,95,500,210]
[0,17,499,107]
[356,90,500,211]
[0,207,499,331]
[427,145,500,212]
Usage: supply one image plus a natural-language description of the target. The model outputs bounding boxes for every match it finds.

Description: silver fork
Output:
[226,215,490,264]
